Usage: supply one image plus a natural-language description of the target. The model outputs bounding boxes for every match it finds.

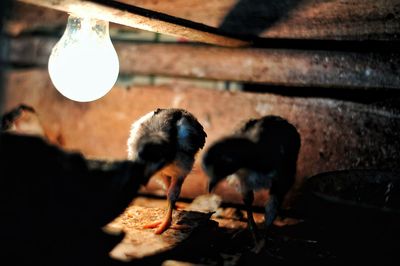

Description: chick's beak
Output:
[203,164,217,193]
[208,182,215,193]
[208,179,217,193]
[142,161,165,185]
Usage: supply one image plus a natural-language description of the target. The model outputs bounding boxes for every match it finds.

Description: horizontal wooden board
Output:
[7,0,400,40]
[116,43,400,89]
[8,36,400,89]
[16,0,248,47]
[3,69,400,206]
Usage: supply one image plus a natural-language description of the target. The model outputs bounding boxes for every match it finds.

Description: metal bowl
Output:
[303,170,400,263]
[306,169,400,213]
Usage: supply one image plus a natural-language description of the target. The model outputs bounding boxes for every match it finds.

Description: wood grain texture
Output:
[8,36,400,89]
[9,0,400,40]
[106,205,213,261]
[16,0,248,47]
[4,69,400,205]
[116,42,400,89]
[118,0,400,40]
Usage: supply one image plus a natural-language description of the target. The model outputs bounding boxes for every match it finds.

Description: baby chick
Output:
[127,108,207,234]
[202,115,300,238]
[0,132,165,266]
[1,104,46,137]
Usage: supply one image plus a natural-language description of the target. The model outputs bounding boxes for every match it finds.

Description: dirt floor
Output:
[104,195,342,266]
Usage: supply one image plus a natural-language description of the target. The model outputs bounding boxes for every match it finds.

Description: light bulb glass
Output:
[48,15,119,102]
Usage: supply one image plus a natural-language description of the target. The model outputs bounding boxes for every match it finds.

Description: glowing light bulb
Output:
[48,15,119,102]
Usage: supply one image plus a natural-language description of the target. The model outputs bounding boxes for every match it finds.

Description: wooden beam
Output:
[17,0,249,47]
[8,36,399,89]
[113,0,400,41]
[116,43,400,89]
[11,0,400,41]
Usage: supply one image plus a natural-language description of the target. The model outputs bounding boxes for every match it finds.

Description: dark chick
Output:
[0,132,164,266]
[203,116,300,238]
[1,104,66,145]
[1,104,46,137]
[127,108,207,234]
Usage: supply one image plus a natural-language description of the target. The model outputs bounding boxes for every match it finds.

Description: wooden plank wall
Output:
[4,70,400,206]
[3,1,400,206]
[8,37,400,89]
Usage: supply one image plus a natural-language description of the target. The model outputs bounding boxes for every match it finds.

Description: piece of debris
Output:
[186,194,222,213]
[162,260,210,266]
[106,205,213,261]
[273,217,303,227]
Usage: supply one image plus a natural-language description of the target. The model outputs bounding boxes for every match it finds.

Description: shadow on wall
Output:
[219,0,301,37]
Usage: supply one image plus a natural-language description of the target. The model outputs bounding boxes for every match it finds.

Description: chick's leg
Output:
[265,194,278,228]
[159,176,186,234]
[143,175,171,231]
[243,190,258,240]
[143,176,185,234]
[243,190,266,253]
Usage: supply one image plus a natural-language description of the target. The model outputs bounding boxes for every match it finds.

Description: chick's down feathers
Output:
[203,115,300,233]
[127,108,207,234]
